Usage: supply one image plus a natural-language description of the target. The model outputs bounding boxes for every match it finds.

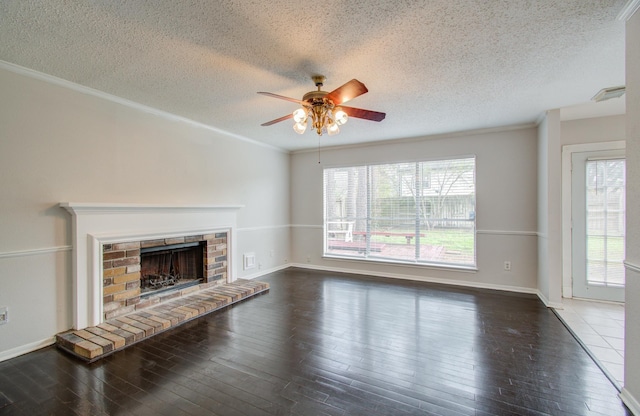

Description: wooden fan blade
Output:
[326,79,368,105]
[261,113,293,126]
[258,92,304,105]
[341,106,386,122]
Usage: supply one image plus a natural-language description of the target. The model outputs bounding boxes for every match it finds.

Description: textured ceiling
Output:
[0,0,627,151]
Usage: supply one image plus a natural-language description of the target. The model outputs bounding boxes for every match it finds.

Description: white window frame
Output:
[323,157,476,269]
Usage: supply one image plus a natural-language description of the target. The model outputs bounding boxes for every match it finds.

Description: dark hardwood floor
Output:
[0,268,631,415]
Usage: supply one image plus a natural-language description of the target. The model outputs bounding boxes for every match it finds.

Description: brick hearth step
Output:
[56,279,269,362]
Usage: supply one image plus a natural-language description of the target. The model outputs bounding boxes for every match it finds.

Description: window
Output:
[324,157,476,268]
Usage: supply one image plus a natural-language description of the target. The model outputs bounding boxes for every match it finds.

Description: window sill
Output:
[322,254,478,273]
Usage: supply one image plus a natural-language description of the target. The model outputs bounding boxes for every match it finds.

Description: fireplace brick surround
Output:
[102,233,228,320]
[57,203,272,361]
[60,203,242,330]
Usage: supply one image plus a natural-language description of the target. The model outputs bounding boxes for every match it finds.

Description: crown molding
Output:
[618,0,640,21]
[0,60,287,154]
[291,122,537,155]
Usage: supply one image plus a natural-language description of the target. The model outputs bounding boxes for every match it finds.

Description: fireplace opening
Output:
[140,241,205,297]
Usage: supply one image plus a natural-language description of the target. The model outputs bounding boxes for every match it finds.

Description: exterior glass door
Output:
[571,150,625,302]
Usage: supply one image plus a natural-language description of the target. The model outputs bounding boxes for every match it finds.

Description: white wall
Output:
[290,127,539,292]
[622,8,640,414]
[561,114,626,145]
[0,65,290,359]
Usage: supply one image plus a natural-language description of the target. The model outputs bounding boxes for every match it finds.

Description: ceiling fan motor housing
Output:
[302,90,331,106]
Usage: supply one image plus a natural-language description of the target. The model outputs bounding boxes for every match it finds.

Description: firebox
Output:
[140,241,205,296]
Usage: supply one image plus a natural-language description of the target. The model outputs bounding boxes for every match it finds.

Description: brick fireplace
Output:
[102,232,228,321]
[61,203,241,330]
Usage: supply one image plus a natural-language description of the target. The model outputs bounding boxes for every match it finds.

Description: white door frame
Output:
[562,141,626,299]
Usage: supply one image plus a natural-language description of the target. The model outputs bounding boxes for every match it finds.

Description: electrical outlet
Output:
[0,307,8,325]
[306,255,311,263]
[504,261,511,271]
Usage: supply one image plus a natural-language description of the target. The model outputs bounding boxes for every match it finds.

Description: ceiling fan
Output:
[258,75,386,136]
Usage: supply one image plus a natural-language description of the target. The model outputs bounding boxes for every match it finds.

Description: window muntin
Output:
[324,157,476,267]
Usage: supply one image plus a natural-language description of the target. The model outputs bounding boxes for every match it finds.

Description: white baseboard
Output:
[536,290,564,309]
[239,263,290,280]
[620,388,640,415]
[0,337,56,362]
[289,263,539,297]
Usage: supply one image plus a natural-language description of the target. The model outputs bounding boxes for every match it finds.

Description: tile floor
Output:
[554,298,625,389]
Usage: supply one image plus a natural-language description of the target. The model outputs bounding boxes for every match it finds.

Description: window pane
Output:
[324,157,476,268]
[324,166,367,257]
[369,163,417,261]
[420,158,475,265]
[585,159,625,287]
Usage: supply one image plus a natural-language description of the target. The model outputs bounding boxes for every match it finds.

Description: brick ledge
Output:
[56,279,269,362]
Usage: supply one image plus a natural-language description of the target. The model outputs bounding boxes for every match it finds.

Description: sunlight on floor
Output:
[555,298,625,389]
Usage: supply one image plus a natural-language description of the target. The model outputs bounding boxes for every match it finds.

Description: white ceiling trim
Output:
[618,0,640,20]
[292,122,538,155]
[0,60,286,154]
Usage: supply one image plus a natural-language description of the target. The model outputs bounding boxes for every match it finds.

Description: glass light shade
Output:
[293,108,307,123]
[293,120,307,134]
[327,121,340,136]
[334,108,348,125]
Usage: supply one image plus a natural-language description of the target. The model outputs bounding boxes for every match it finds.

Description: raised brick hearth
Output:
[57,279,269,361]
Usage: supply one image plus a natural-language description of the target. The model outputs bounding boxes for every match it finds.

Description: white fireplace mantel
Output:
[61,202,243,329]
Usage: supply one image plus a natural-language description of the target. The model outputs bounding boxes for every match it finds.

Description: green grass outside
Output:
[369,228,474,255]
[587,235,625,261]
[364,231,621,261]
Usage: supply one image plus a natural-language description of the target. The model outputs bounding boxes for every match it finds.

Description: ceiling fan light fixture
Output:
[334,108,348,126]
[327,121,340,136]
[293,120,307,134]
[293,108,308,123]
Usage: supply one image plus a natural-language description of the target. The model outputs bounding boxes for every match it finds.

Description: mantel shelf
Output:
[60,202,244,215]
